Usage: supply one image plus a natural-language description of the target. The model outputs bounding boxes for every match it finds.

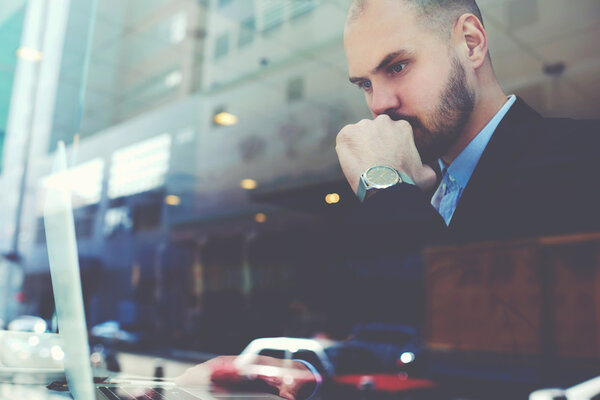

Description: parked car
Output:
[348,323,423,372]
[89,320,150,351]
[7,315,48,333]
[530,376,600,400]
[236,337,435,396]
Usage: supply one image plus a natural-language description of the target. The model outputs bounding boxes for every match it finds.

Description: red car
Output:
[237,337,436,395]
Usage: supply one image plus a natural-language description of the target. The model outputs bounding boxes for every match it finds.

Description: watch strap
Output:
[397,170,416,186]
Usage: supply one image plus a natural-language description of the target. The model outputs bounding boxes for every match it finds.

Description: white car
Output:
[234,337,437,395]
[236,337,337,377]
[530,376,600,400]
[7,315,47,333]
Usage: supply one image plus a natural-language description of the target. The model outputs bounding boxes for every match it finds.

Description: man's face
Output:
[344,0,475,163]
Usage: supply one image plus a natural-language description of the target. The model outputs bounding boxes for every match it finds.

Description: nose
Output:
[369,84,401,117]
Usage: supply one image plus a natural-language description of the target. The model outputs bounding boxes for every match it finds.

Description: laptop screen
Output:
[44,142,96,400]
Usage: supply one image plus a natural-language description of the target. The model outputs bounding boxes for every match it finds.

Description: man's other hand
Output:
[336,115,437,194]
[175,355,317,400]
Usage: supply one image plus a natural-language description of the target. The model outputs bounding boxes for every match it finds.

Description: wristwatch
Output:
[356,165,415,202]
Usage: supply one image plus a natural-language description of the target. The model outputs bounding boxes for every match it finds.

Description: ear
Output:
[455,14,488,69]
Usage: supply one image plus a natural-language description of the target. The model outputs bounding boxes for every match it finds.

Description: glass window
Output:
[238,17,255,48]
[0,2,26,170]
[261,1,284,33]
[218,0,233,8]
[108,134,171,199]
[290,0,316,19]
[257,349,285,359]
[214,32,230,60]
[1,2,598,389]
[293,350,326,375]
[286,76,304,102]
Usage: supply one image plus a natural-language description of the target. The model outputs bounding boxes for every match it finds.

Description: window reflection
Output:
[0,1,599,398]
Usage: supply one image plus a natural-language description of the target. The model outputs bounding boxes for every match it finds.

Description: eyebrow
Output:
[348,49,415,84]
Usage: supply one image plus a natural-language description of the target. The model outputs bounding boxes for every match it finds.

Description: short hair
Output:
[348,0,485,40]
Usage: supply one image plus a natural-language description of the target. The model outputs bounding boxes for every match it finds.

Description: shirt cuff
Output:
[292,359,322,400]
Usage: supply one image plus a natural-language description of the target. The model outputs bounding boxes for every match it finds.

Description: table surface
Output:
[0,350,202,400]
[0,382,70,399]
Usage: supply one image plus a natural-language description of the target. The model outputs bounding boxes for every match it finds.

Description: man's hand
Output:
[335,115,437,194]
[175,355,317,400]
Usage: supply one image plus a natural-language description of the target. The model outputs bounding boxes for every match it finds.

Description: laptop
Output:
[44,142,282,399]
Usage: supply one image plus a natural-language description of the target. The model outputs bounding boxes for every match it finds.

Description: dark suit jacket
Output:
[344,98,600,249]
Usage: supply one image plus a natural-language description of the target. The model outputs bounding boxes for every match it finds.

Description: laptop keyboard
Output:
[99,386,201,400]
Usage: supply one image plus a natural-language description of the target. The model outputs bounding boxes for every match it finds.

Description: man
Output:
[338,0,599,245]
[176,0,600,398]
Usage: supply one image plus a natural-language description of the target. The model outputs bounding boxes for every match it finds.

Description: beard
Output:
[389,57,476,164]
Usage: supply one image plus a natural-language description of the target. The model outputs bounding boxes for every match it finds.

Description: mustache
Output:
[383,112,422,129]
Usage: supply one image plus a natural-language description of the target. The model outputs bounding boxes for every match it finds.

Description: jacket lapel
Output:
[449,98,542,228]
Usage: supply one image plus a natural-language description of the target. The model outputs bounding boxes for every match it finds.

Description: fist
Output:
[335,115,436,194]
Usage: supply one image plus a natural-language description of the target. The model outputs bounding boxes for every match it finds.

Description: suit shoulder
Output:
[533,117,600,136]
[524,117,600,160]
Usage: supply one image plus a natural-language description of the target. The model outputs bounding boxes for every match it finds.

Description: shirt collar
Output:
[438,94,517,187]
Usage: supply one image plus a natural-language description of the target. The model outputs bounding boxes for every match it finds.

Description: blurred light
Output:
[165,70,182,87]
[170,12,187,43]
[256,366,280,377]
[165,195,181,206]
[28,336,40,346]
[17,47,43,62]
[400,352,415,364]
[51,345,64,361]
[42,158,104,208]
[240,179,257,190]
[104,206,133,235]
[254,213,266,223]
[33,321,46,334]
[109,134,171,199]
[325,193,340,204]
[214,112,238,126]
[90,352,103,364]
[283,375,294,385]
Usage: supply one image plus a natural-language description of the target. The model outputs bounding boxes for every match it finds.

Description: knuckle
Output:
[355,118,371,127]
[336,127,348,139]
[336,129,350,145]
[374,114,391,123]
[397,119,410,128]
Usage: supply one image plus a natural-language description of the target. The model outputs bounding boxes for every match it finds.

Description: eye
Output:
[390,63,407,74]
[357,80,372,91]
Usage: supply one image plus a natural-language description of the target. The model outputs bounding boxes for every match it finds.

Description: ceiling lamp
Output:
[165,195,181,206]
[213,111,238,126]
[240,179,257,190]
[17,47,43,62]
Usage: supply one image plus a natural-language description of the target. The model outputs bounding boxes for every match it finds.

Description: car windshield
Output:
[292,350,327,376]
[324,346,386,375]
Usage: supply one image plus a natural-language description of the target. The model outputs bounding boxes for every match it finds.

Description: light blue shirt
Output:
[431,95,517,225]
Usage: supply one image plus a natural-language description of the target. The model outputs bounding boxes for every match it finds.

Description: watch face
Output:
[365,166,400,188]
